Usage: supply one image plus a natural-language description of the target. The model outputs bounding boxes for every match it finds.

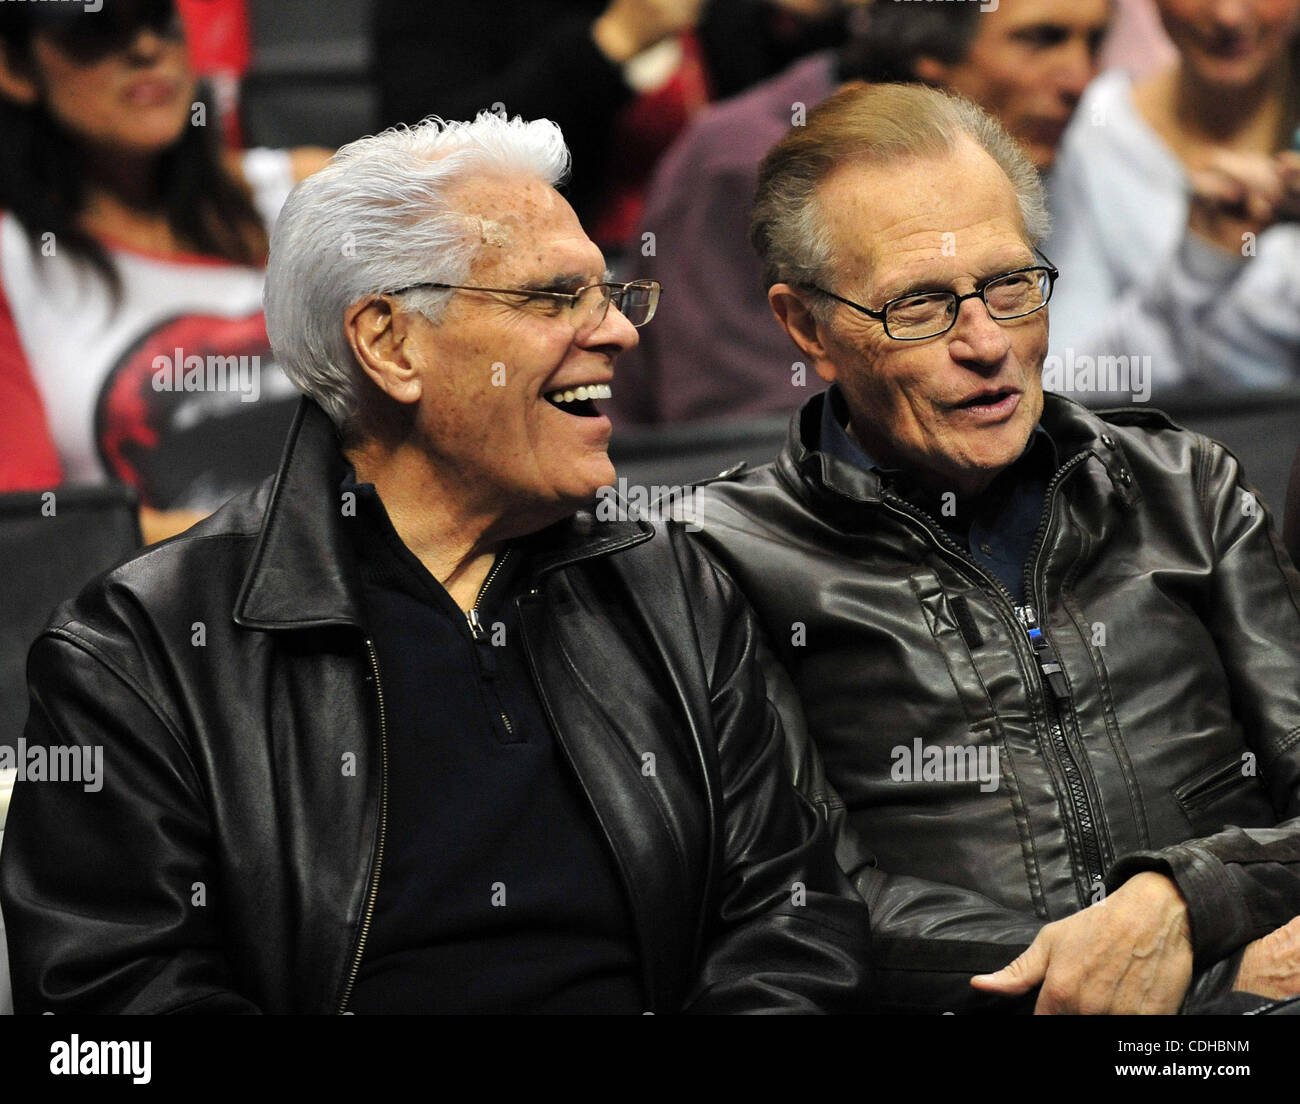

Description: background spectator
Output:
[373,0,850,256]
[1046,0,1300,402]
[611,0,1110,426]
[0,0,329,542]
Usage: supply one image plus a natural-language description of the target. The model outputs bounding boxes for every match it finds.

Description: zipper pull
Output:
[1017,604,1069,700]
[466,606,486,641]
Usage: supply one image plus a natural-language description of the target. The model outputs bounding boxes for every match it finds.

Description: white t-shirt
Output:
[0,148,301,511]
[1046,70,1300,404]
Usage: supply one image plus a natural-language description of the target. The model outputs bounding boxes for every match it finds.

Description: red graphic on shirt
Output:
[97,311,298,511]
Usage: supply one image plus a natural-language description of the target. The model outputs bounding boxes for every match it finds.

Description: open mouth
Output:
[955,388,1016,410]
[544,383,611,418]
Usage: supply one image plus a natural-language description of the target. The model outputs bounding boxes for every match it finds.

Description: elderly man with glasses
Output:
[0,113,871,1014]
[687,83,1300,1015]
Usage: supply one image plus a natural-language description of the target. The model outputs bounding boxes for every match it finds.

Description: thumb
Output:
[970,940,1049,994]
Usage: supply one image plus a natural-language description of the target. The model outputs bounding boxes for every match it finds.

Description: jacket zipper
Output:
[465,547,512,640]
[466,548,516,739]
[878,449,1108,889]
[1016,453,1107,888]
[337,638,390,1013]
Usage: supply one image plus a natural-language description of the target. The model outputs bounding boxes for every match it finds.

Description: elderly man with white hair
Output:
[0,113,869,1014]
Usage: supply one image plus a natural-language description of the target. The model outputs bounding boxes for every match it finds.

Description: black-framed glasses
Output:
[810,249,1058,341]
[388,278,661,337]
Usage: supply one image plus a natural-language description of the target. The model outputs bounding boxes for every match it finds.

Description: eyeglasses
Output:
[810,249,1058,341]
[41,1,184,65]
[388,279,661,337]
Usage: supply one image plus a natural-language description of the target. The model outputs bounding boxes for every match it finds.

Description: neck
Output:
[83,144,165,212]
[346,437,514,611]
[1170,61,1290,146]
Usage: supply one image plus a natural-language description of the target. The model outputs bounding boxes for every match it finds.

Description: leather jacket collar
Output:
[777,389,1142,517]
[234,399,652,632]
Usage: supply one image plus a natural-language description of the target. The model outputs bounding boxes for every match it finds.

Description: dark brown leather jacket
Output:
[690,390,1300,1013]
[0,400,870,1014]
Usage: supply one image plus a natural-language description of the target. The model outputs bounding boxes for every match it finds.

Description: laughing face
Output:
[785,140,1047,497]
[388,174,635,529]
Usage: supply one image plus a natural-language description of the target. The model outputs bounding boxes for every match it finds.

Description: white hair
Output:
[263,112,571,440]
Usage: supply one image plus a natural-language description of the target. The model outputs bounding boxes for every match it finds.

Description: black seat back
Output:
[0,486,142,749]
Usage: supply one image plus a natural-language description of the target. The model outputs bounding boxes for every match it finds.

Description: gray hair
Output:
[264,112,571,440]
[751,83,1050,321]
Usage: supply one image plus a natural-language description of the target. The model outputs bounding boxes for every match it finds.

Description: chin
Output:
[1026,143,1056,173]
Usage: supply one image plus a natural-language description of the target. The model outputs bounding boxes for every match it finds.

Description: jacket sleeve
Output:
[676,545,872,1013]
[1106,438,1300,967]
[0,628,262,1014]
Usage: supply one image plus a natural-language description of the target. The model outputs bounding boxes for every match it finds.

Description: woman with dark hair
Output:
[0,0,329,540]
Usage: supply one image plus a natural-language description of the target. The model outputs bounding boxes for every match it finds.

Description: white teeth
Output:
[545,383,612,403]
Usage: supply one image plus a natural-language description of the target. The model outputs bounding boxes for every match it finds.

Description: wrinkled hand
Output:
[970,872,1194,1014]
[593,0,706,63]
[1186,149,1299,252]
[1234,915,1300,1000]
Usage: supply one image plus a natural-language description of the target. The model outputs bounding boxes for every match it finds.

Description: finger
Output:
[970,941,1049,993]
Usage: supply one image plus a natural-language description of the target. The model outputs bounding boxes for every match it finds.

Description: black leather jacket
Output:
[690,391,1300,1013]
[0,400,870,1014]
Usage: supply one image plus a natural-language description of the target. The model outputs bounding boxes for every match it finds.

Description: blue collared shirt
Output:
[819,386,1058,604]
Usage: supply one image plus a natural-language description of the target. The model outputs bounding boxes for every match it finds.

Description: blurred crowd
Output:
[0,0,1298,537]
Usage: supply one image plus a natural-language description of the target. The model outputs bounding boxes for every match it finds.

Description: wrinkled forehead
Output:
[450,173,603,282]
[817,143,1028,289]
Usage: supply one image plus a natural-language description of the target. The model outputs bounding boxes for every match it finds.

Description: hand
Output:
[592,0,705,64]
[1234,915,1300,1000]
[1273,150,1300,223]
[970,872,1194,1014]
[1186,149,1286,253]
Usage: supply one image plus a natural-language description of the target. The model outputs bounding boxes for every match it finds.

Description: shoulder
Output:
[1057,70,1139,165]
[40,480,271,660]
[231,148,322,230]
[1048,394,1230,500]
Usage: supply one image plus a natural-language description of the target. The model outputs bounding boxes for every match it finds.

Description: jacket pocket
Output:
[1174,752,1267,833]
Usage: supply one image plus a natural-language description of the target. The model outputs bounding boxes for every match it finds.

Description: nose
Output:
[1058,38,1098,102]
[125,27,172,64]
[579,298,639,355]
[947,296,1011,371]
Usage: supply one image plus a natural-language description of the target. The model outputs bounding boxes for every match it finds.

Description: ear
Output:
[0,43,39,107]
[769,283,839,384]
[912,55,951,88]
[344,296,424,406]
